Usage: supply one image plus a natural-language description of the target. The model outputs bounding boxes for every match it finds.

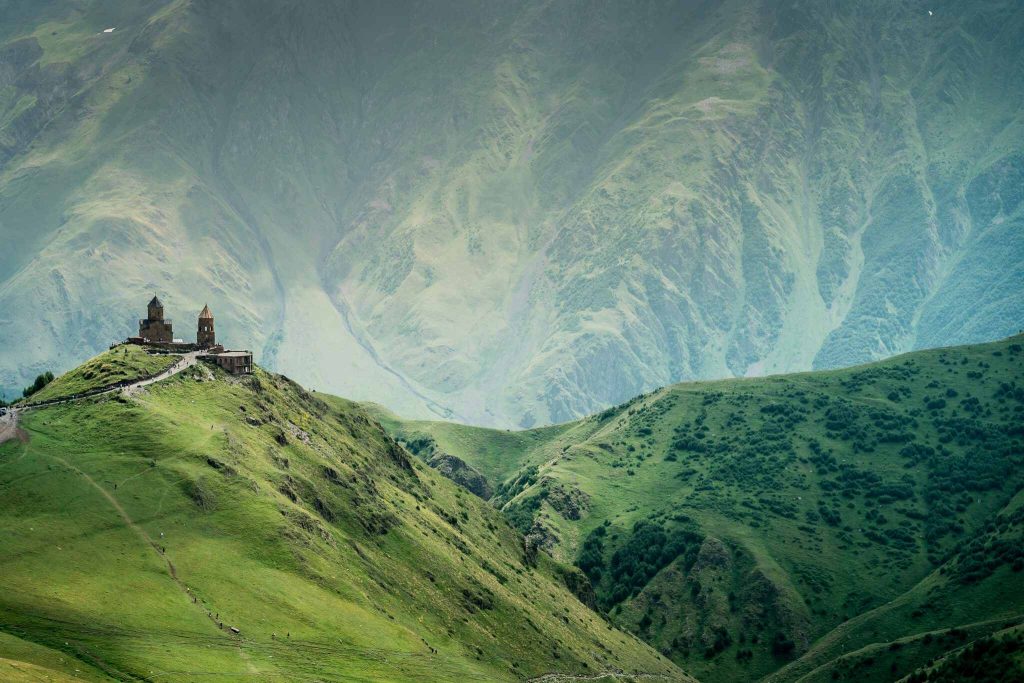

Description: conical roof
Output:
[149,295,163,308]
[198,304,214,319]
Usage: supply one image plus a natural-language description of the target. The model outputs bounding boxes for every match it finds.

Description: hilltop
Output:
[375,335,1024,682]
[1,0,1022,426]
[0,347,688,681]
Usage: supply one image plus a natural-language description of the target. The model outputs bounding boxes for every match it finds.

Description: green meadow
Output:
[0,350,685,681]
[379,335,1024,682]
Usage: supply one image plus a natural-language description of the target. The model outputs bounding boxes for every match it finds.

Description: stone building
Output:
[212,351,253,375]
[132,296,251,374]
[139,296,173,343]
[197,304,216,347]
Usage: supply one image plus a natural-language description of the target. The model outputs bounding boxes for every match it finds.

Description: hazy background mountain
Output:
[1,0,1022,426]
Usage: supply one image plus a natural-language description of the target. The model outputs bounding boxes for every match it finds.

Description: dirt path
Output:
[0,350,197,445]
[0,409,26,446]
[3,353,225,628]
[17,351,204,412]
[136,351,201,387]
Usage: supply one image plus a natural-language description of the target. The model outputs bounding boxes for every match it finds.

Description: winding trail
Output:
[2,356,683,682]
[12,351,202,413]
[0,355,253,672]
[1,352,204,447]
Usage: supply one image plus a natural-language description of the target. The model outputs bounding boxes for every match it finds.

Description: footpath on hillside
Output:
[0,351,204,445]
[21,351,203,409]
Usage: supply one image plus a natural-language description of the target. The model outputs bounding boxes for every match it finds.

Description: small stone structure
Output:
[210,351,253,375]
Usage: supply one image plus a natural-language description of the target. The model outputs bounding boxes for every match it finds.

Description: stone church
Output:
[138,297,217,349]
[132,296,250,374]
[138,296,174,343]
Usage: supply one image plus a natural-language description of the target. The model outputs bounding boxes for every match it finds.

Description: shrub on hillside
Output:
[22,371,54,398]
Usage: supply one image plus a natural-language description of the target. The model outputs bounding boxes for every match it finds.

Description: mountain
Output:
[374,335,1024,682]
[1,0,1023,426]
[0,348,687,681]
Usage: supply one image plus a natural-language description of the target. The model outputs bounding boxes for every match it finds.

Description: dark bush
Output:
[22,371,55,398]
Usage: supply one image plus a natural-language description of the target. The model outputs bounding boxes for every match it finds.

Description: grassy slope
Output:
[0,360,687,681]
[899,623,1024,682]
[378,336,1024,682]
[24,345,178,403]
[366,402,572,489]
[0,631,111,682]
[764,490,1024,682]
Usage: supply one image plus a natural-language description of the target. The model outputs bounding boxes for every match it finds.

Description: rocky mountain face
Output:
[1,0,1021,426]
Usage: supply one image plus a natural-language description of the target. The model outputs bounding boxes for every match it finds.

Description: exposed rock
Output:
[559,565,598,610]
[181,477,216,512]
[545,483,590,520]
[321,465,342,485]
[287,422,311,444]
[523,519,559,566]
[687,537,733,653]
[313,496,335,522]
[278,477,299,503]
[205,456,236,476]
[384,439,414,473]
[530,521,558,552]
[427,453,492,499]
[739,567,812,654]
[459,581,495,613]
[690,536,731,573]
[281,507,333,545]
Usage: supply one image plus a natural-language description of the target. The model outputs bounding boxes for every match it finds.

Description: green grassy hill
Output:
[0,351,689,681]
[24,344,177,403]
[1,0,1022,427]
[378,335,1024,681]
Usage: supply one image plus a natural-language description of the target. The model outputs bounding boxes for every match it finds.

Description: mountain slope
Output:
[0,349,687,681]
[1,0,1023,426]
[377,335,1024,681]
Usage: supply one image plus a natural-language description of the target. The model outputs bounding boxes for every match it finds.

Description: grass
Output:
[365,401,572,488]
[24,345,178,404]
[0,360,687,681]
[379,335,1024,682]
[0,631,110,682]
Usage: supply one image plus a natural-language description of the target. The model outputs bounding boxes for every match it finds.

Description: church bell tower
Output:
[197,304,215,347]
